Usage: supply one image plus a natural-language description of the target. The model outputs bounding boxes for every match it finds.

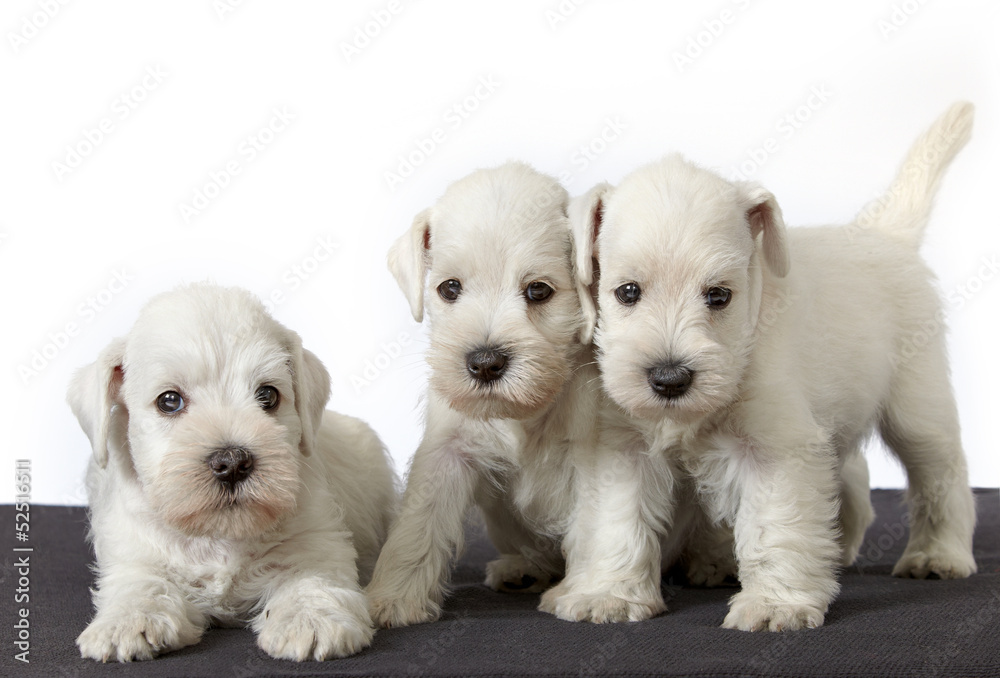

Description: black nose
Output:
[466,348,509,383]
[208,447,254,489]
[647,363,693,399]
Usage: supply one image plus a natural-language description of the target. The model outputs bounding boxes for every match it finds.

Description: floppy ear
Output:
[740,183,789,278]
[289,338,331,457]
[387,208,432,323]
[568,183,610,344]
[67,337,126,469]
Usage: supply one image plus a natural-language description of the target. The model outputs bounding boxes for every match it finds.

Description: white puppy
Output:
[365,162,600,627]
[544,103,978,631]
[69,284,396,661]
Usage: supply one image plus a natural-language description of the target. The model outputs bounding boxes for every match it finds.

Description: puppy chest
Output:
[510,453,574,530]
[173,549,278,619]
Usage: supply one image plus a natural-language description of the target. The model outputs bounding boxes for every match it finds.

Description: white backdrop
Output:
[2,0,997,505]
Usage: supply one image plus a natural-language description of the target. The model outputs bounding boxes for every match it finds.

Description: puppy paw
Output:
[539,581,666,623]
[838,516,871,567]
[840,540,863,567]
[722,592,825,632]
[256,589,374,660]
[368,591,441,628]
[485,554,553,593]
[892,547,977,580]
[686,556,738,588]
[77,607,203,662]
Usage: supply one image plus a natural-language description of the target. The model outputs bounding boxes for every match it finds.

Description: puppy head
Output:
[571,155,788,422]
[388,162,594,420]
[67,283,331,539]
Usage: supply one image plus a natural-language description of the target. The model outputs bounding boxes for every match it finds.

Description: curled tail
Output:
[854,101,973,247]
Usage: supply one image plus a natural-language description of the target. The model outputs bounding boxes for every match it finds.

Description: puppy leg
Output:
[252,515,377,661]
[683,503,737,587]
[880,345,977,579]
[480,492,562,594]
[837,447,874,566]
[717,430,842,632]
[540,433,672,623]
[366,436,479,627]
[254,571,372,659]
[256,584,372,661]
[77,566,205,662]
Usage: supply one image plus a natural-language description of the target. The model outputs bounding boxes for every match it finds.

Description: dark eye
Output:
[156,391,185,415]
[255,386,280,411]
[525,281,553,303]
[437,279,462,302]
[706,287,732,308]
[615,282,641,306]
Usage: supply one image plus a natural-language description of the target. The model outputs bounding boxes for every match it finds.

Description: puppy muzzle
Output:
[647,363,694,400]
[207,447,255,492]
[466,347,511,385]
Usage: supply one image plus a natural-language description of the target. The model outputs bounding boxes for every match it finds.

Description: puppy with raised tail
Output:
[366,162,600,627]
[544,103,978,631]
[69,283,396,661]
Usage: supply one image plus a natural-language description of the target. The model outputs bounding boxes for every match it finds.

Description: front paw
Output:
[367,587,441,628]
[256,589,374,660]
[539,580,666,623]
[892,547,977,580]
[686,555,737,588]
[77,606,203,662]
[723,591,825,632]
[485,554,553,594]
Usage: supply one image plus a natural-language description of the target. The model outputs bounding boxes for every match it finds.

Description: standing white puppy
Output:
[544,103,978,631]
[69,284,396,661]
[366,162,600,627]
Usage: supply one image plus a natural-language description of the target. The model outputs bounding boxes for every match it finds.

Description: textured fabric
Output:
[4,489,998,678]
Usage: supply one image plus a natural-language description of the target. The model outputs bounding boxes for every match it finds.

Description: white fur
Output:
[68,284,397,661]
[546,103,978,631]
[366,162,601,627]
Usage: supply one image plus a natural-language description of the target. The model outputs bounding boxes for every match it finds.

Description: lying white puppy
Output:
[545,103,978,630]
[69,283,396,661]
[366,162,601,626]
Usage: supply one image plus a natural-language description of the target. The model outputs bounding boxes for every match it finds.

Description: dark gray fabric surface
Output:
[2,489,997,678]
